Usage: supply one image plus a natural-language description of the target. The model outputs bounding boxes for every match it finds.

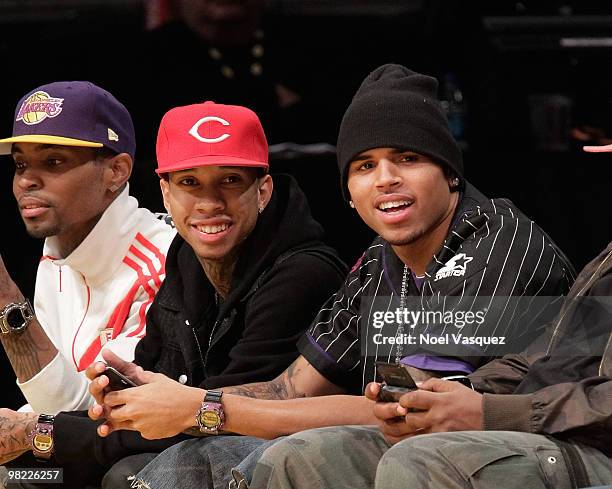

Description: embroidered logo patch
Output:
[434,253,473,282]
[99,328,113,345]
[16,91,64,125]
[189,116,231,143]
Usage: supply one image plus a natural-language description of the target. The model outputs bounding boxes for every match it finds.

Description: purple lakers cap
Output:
[0,81,136,158]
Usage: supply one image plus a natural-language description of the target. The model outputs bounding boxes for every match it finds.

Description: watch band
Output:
[30,414,55,461]
[0,298,34,334]
[204,390,223,404]
[196,389,225,435]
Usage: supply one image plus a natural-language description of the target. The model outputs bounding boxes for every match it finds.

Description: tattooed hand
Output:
[0,409,37,464]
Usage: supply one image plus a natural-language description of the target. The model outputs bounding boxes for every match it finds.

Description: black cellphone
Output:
[103,366,137,391]
[375,362,418,402]
[441,375,474,390]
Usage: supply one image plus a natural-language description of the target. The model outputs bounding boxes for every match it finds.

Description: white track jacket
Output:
[18,187,175,413]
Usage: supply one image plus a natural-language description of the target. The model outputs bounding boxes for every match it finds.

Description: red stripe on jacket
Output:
[75,241,165,372]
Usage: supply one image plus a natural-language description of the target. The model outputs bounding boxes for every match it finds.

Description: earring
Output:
[349,201,355,208]
[258,204,264,214]
[450,178,460,189]
[109,184,119,192]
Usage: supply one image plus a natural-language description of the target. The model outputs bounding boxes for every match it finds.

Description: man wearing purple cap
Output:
[0,81,175,464]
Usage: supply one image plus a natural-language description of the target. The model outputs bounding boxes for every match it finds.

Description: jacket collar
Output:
[455,181,488,216]
[383,181,489,284]
[42,185,140,285]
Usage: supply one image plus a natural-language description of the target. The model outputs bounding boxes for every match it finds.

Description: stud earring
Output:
[349,201,355,208]
[450,178,460,189]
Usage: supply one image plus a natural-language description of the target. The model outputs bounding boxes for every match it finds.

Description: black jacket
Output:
[52,174,346,472]
[299,182,576,394]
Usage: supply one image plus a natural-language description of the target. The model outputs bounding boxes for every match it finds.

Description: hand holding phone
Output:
[375,362,418,402]
[102,366,137,391]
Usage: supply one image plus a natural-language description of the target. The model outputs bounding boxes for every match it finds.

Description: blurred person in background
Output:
[118,0,364,213]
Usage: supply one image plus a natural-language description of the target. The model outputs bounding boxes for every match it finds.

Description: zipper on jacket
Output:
[600,333,612,376]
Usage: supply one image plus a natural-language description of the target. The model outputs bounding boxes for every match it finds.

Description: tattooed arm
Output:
[0,409,37,465]
[96,355,376,440]
[223,356,344,399]
[179,356,348,437]
[0,255,57,383]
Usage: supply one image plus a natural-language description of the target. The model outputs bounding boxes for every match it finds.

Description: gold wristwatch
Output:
[195,390,225,435]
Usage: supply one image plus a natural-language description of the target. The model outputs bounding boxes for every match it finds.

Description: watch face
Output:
[6,308,25,329]
[198,410,221,428]
[33,434,53,453]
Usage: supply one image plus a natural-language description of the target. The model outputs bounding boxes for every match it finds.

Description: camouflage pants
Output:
[247,426,612,489]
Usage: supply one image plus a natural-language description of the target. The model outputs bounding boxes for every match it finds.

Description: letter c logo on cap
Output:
[188,116,231,143]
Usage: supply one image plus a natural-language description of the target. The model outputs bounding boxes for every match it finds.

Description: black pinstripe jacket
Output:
[298,182,576,394]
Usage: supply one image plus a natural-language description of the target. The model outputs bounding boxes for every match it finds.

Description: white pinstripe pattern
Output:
[300,191,574,393]
[474,215,520,337]
[362,269,387,387]
[491,220,534,338]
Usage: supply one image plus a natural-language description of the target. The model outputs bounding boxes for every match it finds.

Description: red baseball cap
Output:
[156,101,268,174]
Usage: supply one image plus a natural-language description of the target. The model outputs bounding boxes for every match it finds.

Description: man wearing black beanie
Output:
[84,64,576,489]
[240,127,612,489]
[288,63,573,387]
[222,63,576,487]
[337,63,464,200]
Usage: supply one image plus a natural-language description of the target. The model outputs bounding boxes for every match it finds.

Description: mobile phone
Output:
[442,375,474,390]
[103,366,137,391]
[375,362,418,402]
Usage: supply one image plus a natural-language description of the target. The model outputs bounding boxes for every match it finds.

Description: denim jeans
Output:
[130,436,276,489]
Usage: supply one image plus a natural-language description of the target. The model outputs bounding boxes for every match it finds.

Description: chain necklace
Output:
[395,264,409,364]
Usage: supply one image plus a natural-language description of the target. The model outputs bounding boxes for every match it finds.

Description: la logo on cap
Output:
[16,91,64,125]
[189,116,231,143]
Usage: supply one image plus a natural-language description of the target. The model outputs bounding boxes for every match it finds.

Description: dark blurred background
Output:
[1,0,612,407]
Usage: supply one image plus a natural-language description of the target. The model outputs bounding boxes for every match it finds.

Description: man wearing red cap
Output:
[0,101,345,488]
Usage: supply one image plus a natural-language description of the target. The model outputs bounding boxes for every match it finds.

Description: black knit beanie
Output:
[337,64,463,200]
